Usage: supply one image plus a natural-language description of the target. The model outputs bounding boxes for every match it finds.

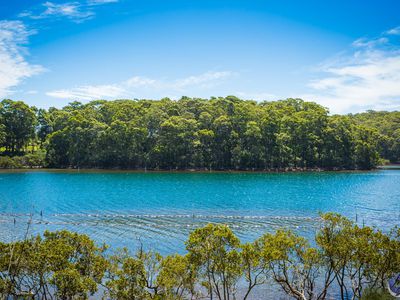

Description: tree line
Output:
[0,97,399,170]
[0,213,398,299]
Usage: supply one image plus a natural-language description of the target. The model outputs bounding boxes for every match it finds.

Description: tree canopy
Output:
[1,97,399,170]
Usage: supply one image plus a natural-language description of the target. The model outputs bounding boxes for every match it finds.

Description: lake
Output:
[0,170,399,254]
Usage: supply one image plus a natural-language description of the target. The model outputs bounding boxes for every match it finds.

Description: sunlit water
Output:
[0,170,399,254]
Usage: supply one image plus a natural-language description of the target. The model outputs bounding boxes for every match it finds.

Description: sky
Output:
[1,0,400,113]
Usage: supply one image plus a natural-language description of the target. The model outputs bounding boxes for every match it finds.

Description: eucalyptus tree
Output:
[185,224,242,300]
[0,230,107,299]
[256,229,332,300]
[1,97,392,170]
[316,213,400,300]
[0,99,36,154]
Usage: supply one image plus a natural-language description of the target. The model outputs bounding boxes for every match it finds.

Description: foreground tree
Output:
[316,213,400,300]
[1,213,399,299]
[157,254,198,299]
[105,249,149,300]
[0,230,107,299]
[256,230,333,300]
[186,224,242,300]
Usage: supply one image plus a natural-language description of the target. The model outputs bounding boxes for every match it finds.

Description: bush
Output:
[361,288,395,300]
[18,151,46,168]
[0,152,45,169]
[0,156,22,168]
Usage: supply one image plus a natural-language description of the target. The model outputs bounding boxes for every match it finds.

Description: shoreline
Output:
[0,166,393,174]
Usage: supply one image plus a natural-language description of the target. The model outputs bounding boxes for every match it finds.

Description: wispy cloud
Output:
[87,0,119,5]
[19,0,118,23]
[171,71,235,90]
[352,37,388,48]
[46,84,125,100]
[42,1,94,20]
[385,26,400,36]
[306,26,400,113]
[46,71,236,100]
[0,20,44,98]
[3,0,118,98]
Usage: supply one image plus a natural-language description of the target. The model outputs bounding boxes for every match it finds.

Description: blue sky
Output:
[1,0,400,113]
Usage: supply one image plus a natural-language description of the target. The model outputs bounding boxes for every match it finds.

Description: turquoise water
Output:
[0,170,399,253]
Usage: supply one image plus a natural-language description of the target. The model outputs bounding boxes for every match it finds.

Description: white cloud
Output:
[172,71,235,90]
[19,0,117,23]
[124,76,157,88]
[385,26,400,35]
[0,20,44,98]
[19,2,94,22]
[352,37,388,48]
[87,0,119,5]
[46,71,235,100]
[307,27,400,113]
[46,84,125,100]
[43,2,94,20]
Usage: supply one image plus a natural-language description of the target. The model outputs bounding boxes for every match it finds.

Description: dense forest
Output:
[0,97,399,170]
[1,213,398,299]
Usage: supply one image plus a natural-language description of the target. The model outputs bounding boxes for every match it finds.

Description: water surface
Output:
[0,170,399,253]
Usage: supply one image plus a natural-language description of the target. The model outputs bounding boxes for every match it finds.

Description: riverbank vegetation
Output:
[0,213,398,299]
[0,97,399,170]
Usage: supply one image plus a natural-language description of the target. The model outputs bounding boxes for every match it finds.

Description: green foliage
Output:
[0,230,107,299]
[240,242,268,300]
[1,97,398,169]
[186,224,242,299]
[0,215,399,299]
[0,156,22,168]
[105,249,148,300]
[0,124,5,146]
[316,213,400,300]
[0,99,36,154]
[350,110,400,163]
[360,287,395,300]
[157,254,198,299]
[0,152,46,169]
[256,229,327,300]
